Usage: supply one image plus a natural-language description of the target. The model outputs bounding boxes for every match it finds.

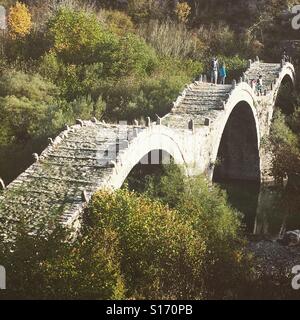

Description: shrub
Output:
[65,95,106,121]
[125,164,251,299]
[88,189,206,299]
[264,110,300,182]
[0,95,53,143]
[0,228,125,299]
[0,70,61,143]
[47,8,106,64]
[176,176,249,299]
[7,1,32,39]
[0,69,59,101]
[125,162,186,207]
[99,9,134,36]
[101,65,192,121]
[42,9,157,101]
[197,23,245,57]
[0,165,251,299]
[175,2,191,24]
[127,0,159,22]
[116,33,158,77]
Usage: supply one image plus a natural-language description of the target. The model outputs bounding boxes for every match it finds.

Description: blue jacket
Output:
[219,66,227,77]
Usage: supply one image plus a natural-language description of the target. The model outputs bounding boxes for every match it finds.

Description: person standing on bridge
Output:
[211,57,219,84]
[219,63,227,84]
[282,49,289,63]
[256,75,263,96]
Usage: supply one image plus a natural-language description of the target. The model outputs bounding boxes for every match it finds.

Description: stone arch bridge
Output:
[0,60,296,241]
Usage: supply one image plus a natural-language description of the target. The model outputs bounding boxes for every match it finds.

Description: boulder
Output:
[278,230,300,246]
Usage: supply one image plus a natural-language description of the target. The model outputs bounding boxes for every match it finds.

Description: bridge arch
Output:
[108,126,188,189]
[275,64,296,115]
[279,63,295,87]
[211,84,261,181]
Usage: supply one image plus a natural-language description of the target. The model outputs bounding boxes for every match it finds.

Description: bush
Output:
[125,164,251,299]
[97,57,202,121]
[100,67,191,121]
[0,69,59,101]
[0,70,60,143]
[176,176,249,299]
[7,1,32,39]
[125,162,186,207]
[99,9,134,36]
[0,228,125,300]
[47,8,106,65]
[264,110,300,181]
[117,33,158,77]
[88,189,205,299]
[0,162,251,299]
[175,2,191,24]
[127,0,161,22]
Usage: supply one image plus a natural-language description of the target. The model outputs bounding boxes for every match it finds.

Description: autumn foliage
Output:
[175,2,191,24]
[8,1,32,38]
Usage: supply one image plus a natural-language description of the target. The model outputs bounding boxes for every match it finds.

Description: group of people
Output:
[209,49,291,95]
[210,57,264,95]
[251,75,264,96]
[210,57,227,85]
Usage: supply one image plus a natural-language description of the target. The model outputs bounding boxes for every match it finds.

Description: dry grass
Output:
[138,19,205,59]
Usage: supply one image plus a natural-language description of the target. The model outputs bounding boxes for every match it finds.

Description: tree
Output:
[7,1,32,39]
[125,164,252,299]
[265,110,300,183]
[0,70,60,144]
[47,8,106,64]
[99,10,134,36]
[0,227,125,299]
[88,188,206,299]
[175,2,191,24]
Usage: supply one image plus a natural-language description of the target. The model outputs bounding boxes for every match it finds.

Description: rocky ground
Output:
[248,239,300,276]
[246,239,300,299]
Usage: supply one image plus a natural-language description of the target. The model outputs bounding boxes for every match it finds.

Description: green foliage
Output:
[265,110,300,181]
[125,164,251,299]
[276,82,298,115]
[46,8,157,74]
[127,0,161,22]
[0,168,250,299]
[175,176,249,299]
[88,189,206,299]
[0,69,59,101]
[117,33,158,77]
[0,70,60,143]
[289,106,300,134]
[47,8,105,64]
[125,162,186,207]
[0,68,107,145]
[99,9,135,36]
[0,228,125,300]
[38,8,158,105]
[103,57,201,121]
